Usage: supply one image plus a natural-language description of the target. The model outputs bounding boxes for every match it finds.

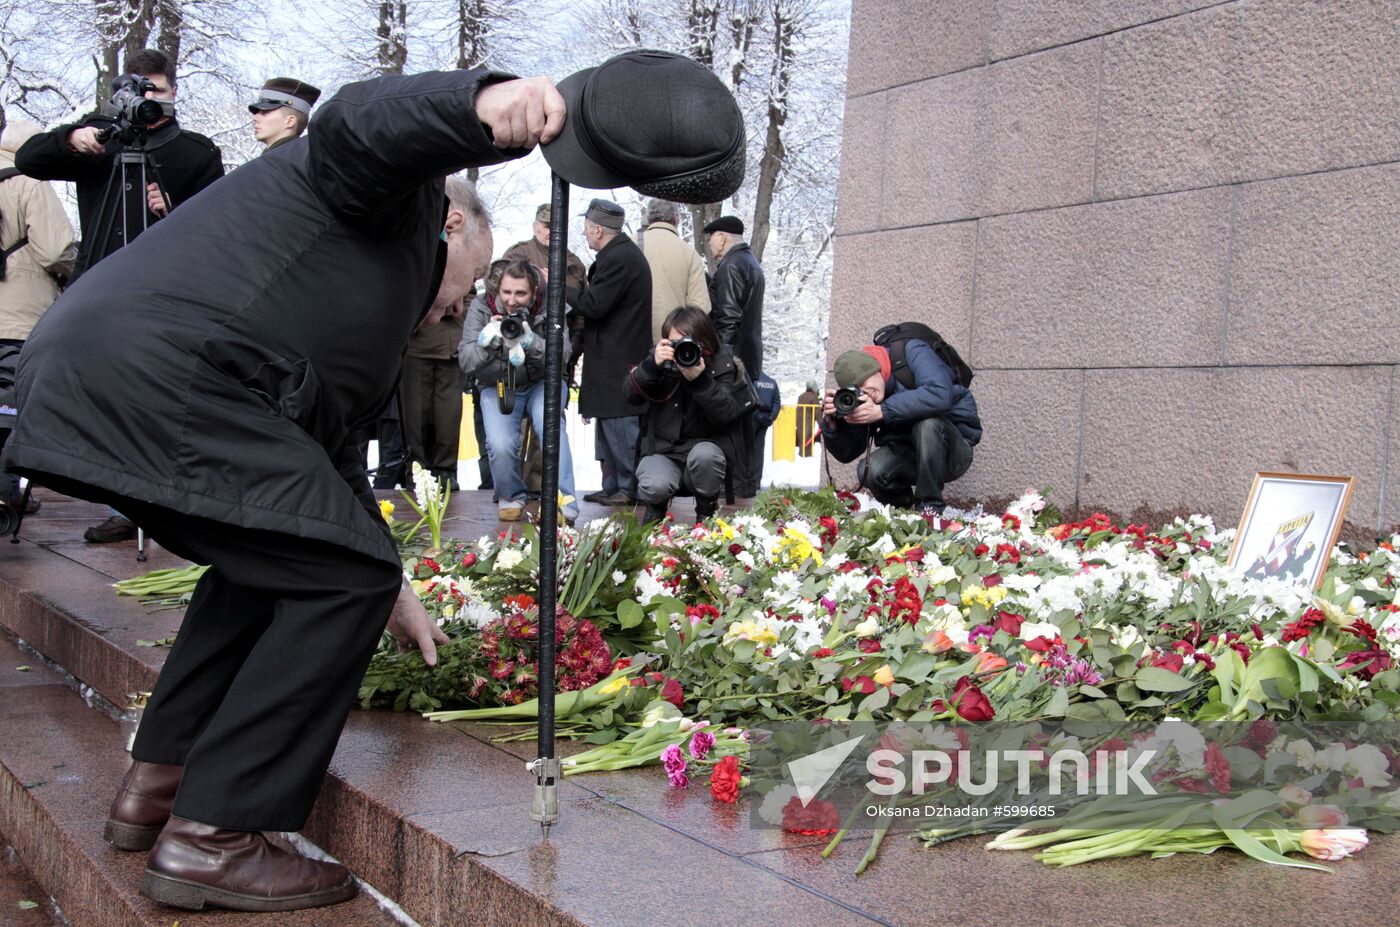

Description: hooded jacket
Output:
[458,290,569,389]
[4,70,519,564]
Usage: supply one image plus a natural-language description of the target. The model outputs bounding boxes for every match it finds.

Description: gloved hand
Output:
[476,319,504,351]
[508,343,527,367]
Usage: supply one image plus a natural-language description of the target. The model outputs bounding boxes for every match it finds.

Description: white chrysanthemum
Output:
[758,784,799,824]
[873,533,897,556]
[459,602,497,629]
[493,548,523,571]
[611,570,628,586]
[634,569,668,605]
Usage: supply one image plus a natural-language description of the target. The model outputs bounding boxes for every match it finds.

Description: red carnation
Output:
[710,755,742,803]
[460,552,478,569]
[858,638,882,654]
[1229,641,1252,665]
[982,573,1002,588]
[659,676,684,708]
[781,797,840,835]
[1151,651,1185,673]
[1205,742,1231,793]
[812,647,834,659]
[973,544,989,558]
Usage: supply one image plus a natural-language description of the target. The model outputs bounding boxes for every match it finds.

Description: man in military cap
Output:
[574,197,650,505]
[249,77,321,152]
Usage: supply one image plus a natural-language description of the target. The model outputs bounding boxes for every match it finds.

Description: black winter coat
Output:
[624,346,753,481]
[5,70,518,564]
[16,117,224,271]
[576,233,651,419]
[708,242,764,378]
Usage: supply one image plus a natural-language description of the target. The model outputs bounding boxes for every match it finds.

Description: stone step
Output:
[2,834,68,926]
[0,634,404,927]
[0,493,884,927]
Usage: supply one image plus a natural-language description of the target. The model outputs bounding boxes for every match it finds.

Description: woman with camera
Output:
[623,304,753,524]
[460,258,579,523]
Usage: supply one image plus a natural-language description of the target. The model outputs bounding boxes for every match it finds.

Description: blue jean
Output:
[479,381,577,511]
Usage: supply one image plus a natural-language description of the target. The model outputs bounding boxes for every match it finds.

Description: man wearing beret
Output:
[249,77,321,153]
[704,215,764,494]
[5,68,563,911]
[574,198,651,505]
[820,342,981,516]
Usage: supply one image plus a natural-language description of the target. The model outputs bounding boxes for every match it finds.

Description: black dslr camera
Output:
[672,337,703,369]
[832,386,863,418]
[499,311,530,342]
[97,75,167,142]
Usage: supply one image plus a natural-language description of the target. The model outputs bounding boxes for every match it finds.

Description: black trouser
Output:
[401,355,462,484]
[859,417,973,508]
[121,498,401,832]
[373,396,408,489]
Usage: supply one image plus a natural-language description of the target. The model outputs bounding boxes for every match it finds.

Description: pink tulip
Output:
[1297,803,1347,829]
[1277,784,1311,806]
[1300,828,1368,861]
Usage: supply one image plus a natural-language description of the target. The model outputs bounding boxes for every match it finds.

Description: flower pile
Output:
[121,486,1400,871]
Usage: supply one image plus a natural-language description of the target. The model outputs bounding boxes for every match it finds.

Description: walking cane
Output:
[528,173,569,838]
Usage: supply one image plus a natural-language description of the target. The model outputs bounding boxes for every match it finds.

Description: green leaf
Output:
[617,599,644,631]
[1135,666,1195,693]
[1045,686,1070,717]
[17,900,38,910]
[896,653,935,684]
[860,686,890,713]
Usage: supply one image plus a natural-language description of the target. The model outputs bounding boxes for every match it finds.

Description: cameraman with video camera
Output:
[459,257,580,524]
[625,304,753,524]
[17,49,223,273]
[821,332,982,516]
[16,48,223,544]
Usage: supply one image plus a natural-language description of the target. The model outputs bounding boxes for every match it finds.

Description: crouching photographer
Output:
[624,305,755,524]
[820,324,982,516]
[459,258,579,524]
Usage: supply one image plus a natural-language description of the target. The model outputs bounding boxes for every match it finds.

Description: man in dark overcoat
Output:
[573,198,652,505]
[4,69,562,913]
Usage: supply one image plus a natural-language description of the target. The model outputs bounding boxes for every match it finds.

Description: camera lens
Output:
[673,338,702,368]
[833,386,861,417]
[500,316,524,340]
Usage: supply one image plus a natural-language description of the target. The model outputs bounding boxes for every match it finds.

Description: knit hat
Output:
[834,347,888,388]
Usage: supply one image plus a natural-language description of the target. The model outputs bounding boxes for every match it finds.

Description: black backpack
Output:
[873,322,974,390]
[0,167,29,281]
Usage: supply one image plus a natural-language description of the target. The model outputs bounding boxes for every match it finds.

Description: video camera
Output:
[96,75,168,143]
[832,386,863,418]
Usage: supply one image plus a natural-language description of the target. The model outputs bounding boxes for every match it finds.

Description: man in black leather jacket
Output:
[704,215,764,495]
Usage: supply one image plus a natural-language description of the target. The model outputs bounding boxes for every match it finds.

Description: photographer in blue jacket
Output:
[820,337,981,516]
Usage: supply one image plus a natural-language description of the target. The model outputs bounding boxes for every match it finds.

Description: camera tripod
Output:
[71,125,173,561]
[72,126,173,280]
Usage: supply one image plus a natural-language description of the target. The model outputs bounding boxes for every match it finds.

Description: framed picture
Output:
[1227,472,1356,591]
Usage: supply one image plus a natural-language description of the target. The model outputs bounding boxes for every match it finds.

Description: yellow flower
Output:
[872,665,895,687]
[775,528,824,568]
[713,517,736,541]
[378,499,395,522]
[723,620,779,649]
[598,675,630,696]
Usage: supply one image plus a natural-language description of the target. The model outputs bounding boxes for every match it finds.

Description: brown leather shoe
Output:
[142,816,357,912]
[104,760,182,851]
[83,515,136,543]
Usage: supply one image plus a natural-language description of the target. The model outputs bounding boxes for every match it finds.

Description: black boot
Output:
[694,496,718,523]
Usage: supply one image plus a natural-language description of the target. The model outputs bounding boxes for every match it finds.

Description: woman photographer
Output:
[460,257,579,523]
[623,304,753,524]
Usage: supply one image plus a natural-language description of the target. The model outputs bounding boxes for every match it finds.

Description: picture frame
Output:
[1227,472,1356,591]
